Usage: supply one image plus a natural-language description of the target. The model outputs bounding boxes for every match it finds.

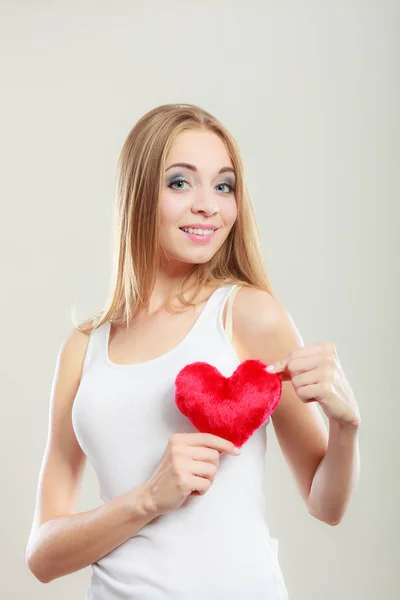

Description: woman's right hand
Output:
[141,433,240,516]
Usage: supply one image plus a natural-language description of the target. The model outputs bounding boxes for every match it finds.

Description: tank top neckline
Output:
[103,283,234,370]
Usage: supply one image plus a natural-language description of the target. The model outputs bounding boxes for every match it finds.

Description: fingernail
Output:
[233,446,241,454]
[266,364,275,372]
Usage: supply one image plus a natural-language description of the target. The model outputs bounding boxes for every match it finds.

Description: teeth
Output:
[181,227,215,236]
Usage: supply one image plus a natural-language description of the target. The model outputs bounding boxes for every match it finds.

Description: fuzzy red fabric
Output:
[174,359,282,448]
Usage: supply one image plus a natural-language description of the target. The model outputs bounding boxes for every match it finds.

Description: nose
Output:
[191,190,220,216]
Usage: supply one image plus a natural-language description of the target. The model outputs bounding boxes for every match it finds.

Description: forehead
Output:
[166,129,234,171]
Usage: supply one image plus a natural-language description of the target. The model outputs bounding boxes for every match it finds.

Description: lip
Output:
[179,228,217,245]
[179,223,219,231]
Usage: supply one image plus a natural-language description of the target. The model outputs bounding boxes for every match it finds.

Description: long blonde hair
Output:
[71,103,277,334]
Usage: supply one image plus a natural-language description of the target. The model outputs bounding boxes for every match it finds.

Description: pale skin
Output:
[27,127,360,583]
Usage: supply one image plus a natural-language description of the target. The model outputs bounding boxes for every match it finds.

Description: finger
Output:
[268,345,325,371]
[191,460,217,478]
[266,355,289,374]
[190,446,220,464]
[187,433,240,455]
[266,350,322,376]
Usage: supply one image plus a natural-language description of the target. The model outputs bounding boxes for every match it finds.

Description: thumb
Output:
[266,355,289,374]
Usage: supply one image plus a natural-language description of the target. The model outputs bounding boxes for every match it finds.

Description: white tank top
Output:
[72,283,289,599]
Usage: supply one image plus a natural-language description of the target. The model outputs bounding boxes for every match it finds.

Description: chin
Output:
[163,247,216,266]
[179,251,215,264]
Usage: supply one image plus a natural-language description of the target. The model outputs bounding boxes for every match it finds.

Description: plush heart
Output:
[174,359,282,448]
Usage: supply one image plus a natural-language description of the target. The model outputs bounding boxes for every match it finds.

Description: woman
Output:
[26,103,361,599]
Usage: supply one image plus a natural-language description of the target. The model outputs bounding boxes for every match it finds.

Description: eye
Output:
[168,177,189,191]
[168,177,235,194]
[216,182,235,193]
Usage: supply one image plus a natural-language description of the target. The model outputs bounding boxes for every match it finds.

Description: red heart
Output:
[174,359,282,448]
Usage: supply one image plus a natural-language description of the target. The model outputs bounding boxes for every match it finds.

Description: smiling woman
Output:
[26,103,360,600]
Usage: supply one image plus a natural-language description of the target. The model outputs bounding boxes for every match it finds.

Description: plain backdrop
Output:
[1,1,398,599]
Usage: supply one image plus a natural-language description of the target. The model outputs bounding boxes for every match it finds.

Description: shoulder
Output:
[234,286,292,335]
[44,319,96,423]
[58,318,95,374]
[234,286,281,318]
[68,318,95,344]
[233,286,304,362]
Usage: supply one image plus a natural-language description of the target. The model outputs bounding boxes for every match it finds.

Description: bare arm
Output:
[306,419,360,525]
[233,287,360,525]
[26,322,159,583]
[27,483,157,583]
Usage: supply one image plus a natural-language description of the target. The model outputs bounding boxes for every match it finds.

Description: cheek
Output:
[159,193,187,226]
[223,199,238,225]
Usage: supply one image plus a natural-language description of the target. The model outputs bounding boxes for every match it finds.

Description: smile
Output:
[180,227,216,236]
[179,227,217,244]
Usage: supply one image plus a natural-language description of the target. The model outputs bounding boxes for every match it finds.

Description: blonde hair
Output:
[71,103,277,334]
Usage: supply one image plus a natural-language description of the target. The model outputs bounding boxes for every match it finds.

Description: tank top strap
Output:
[200,283,233,315]
[201,283,243,343]
[196,283,236,326]
[81,315,106,376]
[224,284,241,342]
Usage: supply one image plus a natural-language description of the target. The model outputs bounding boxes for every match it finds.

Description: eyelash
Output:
[168,177,235,194]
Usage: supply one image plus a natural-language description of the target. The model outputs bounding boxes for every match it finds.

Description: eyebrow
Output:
[165,162,236,176]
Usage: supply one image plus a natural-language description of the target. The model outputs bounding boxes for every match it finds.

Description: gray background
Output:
[1,1,398,599]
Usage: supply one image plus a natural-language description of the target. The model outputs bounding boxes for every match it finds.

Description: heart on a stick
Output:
[174,359,282,448]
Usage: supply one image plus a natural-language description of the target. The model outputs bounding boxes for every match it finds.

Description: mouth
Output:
[179,226,218,244]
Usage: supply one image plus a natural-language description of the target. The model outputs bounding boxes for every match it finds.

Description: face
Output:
[159,129,237,270]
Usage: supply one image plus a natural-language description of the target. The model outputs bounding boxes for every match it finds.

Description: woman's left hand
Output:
[266,342,361,427]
